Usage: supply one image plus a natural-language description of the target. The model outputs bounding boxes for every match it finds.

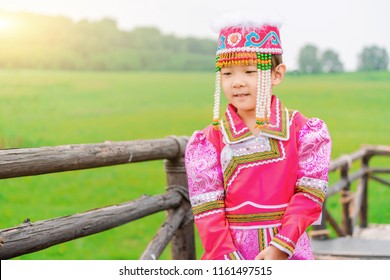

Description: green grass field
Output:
[0,70,389,259]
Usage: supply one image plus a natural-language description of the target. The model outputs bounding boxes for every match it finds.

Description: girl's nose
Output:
[232,78,246,88]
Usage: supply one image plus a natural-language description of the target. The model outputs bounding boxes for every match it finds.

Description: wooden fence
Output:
[312,145,390,239]
[0,136,195,260]
[0,137,389,259]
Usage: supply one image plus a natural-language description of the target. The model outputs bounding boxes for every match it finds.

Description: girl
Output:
[185,14,332,260]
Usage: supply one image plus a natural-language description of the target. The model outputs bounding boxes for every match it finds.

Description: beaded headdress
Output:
[212,14,283,130]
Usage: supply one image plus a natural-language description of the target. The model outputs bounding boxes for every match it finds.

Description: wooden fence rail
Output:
[0,137,187,179]
[0,136,194,260]
[312,145,390,239]
[0,137,389,259]
[0,190,183,259]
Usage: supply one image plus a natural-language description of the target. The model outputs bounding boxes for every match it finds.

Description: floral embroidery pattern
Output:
[230,228,260,260]
[290,233,315,260]
[297,118,332,181]
[185,131,224,197]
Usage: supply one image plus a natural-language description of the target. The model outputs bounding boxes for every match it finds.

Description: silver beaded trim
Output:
[190,190,225,207]
[296,177,328,194]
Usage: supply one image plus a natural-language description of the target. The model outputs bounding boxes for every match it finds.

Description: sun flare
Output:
[0,16,16,33]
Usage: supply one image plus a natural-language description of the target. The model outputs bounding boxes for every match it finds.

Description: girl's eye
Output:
[246,70,257,74]
[222,72,231,76]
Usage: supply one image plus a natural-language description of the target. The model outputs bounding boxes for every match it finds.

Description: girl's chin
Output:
[236,107,256,114]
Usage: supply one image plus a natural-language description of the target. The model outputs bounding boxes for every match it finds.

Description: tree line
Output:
[0,11,388,72]
[0,11,215,71]
[297,44,389,74]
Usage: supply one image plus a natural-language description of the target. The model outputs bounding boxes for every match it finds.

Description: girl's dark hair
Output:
[272,54,283,70]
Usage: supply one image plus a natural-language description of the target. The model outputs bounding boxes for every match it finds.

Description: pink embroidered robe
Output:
[185,96,332,260]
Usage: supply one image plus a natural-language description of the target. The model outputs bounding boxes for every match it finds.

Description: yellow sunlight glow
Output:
[0,16,16,33]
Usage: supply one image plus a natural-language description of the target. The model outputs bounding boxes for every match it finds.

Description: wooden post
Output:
[340,163,353,235]
[325,208,346,237]
[360,154,371,228]
[140,206,187,260]
[164,137,195,260]
[311,199,329,240]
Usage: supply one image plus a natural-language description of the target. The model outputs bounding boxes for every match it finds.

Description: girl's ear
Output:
[271,63,286,86]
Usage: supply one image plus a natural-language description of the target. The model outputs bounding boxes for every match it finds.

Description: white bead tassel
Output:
[265,68,272,123]
[255,68,267,129]
[212,70,221,129]
[256,68,262,120]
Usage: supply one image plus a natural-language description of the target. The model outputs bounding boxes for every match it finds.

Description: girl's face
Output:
[220,65,258,116]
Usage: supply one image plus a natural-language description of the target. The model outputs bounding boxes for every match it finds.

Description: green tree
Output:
[298,44,321,74]
[358,46,389,71]
[321,49,344,73]
[184,37,215,54]
[128,27,164,50]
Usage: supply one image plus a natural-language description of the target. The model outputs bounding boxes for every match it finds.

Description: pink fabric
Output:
[185,96,332,260]
[185,131,224,197]
[218,26,282,53]
[290,233,315,260]
[230,228,314,260]
[230,228,260,260]
[297,118,332,181]
[185,131,240,260]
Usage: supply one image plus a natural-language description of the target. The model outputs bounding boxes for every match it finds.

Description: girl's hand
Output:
[255,245,288,260]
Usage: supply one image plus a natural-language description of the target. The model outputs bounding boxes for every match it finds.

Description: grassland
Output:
[0,70,389,259]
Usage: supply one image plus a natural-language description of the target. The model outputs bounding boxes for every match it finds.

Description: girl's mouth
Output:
[234,93,250,97]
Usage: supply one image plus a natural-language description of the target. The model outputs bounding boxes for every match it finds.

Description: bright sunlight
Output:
[0,16,16,33]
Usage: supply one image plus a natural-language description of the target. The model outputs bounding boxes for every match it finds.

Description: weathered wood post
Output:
[359,154,371,228]
[340,163,353,235]
[164,136,196,260]
[311,200,329,240]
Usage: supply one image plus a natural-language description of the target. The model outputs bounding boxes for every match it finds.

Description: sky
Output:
[0,0,389,71]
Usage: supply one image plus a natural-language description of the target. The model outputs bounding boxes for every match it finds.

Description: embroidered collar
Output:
[221,95,290,143]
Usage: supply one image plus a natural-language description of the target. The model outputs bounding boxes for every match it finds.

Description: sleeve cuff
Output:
[270,234,295,257]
